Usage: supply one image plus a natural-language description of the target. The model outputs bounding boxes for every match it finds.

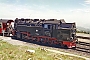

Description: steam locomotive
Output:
[12,18,77,48]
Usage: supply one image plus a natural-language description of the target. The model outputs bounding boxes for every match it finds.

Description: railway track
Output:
[78,41,90,46]
[45,41,90,58]
[75,42,90,53]
[77,33,90,39]
[77,36,90,39]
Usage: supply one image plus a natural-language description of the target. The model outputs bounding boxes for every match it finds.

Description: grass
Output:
[0,40,85,60]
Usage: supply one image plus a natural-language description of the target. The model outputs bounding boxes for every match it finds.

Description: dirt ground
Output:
[77,33,90,37]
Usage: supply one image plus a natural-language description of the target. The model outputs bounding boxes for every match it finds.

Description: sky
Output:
[0,0,90,28]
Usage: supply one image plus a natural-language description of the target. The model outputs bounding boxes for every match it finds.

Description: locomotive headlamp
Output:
[36,30,38,32]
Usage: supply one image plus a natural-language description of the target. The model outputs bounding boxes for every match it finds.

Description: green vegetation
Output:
[76,30,90,34]
[77,26,90,34]
[0,40,85,60]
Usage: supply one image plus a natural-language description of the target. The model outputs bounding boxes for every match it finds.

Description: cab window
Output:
[61,30,70,34]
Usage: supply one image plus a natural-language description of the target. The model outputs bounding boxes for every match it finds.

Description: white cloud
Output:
[84,0,90,4]
[0,3,62,19]
[0,3,90,28]
[0,3,34,19]
[70,8,90,13]
[79,3,89,7]
[16,0,20,3]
